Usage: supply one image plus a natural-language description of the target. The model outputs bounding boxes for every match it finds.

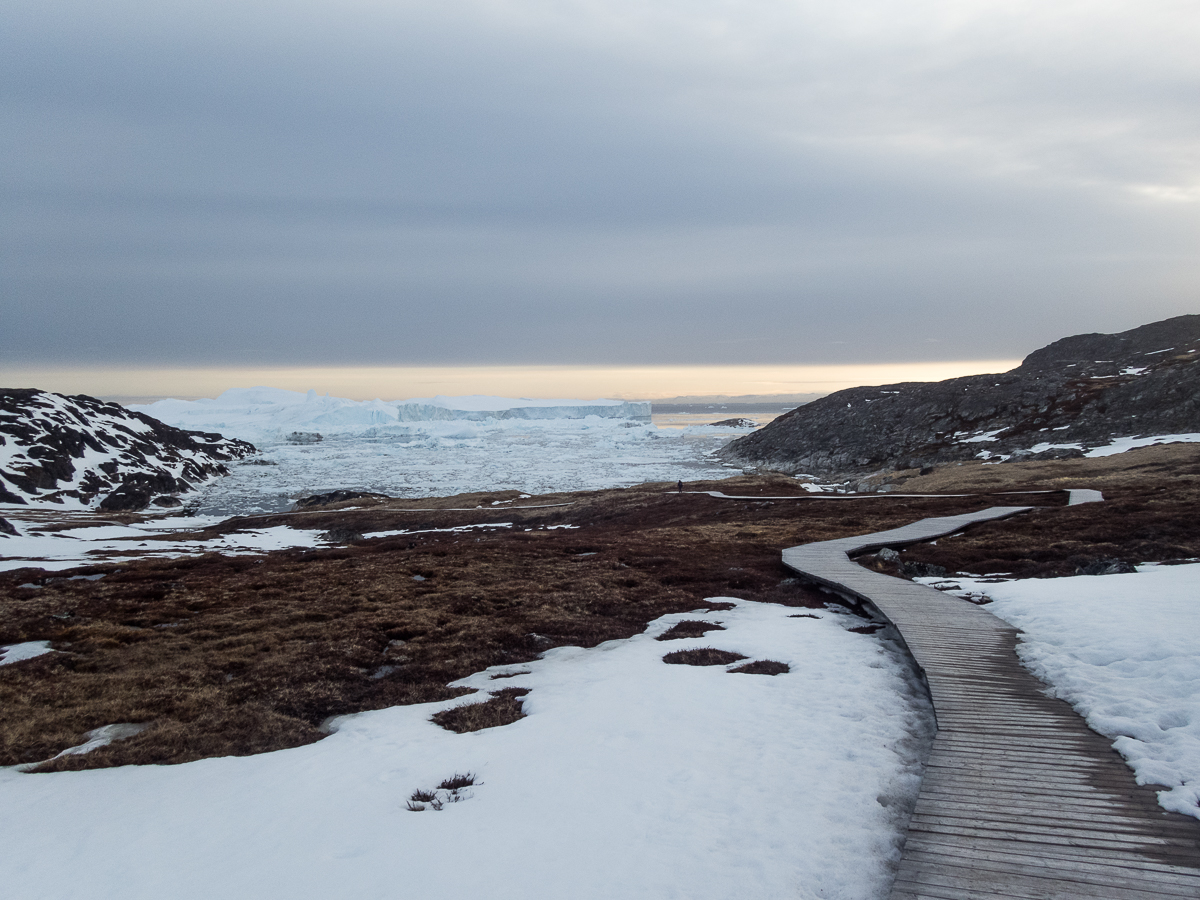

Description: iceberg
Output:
[132,388,652,443]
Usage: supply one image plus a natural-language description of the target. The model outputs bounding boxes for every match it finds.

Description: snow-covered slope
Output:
[0,390,255,511]
[0,599,932,900]
[134,388,651,444]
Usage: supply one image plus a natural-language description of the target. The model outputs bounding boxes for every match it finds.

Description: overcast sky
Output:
[3,0,1199,372]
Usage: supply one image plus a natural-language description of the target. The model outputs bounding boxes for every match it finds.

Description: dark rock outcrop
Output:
[1,389,256,510]
[720,315,1200,480]
[294,490,389,510]
[1076,558,1138,576]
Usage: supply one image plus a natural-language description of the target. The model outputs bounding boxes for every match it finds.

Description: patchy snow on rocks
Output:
[0,599,933,900]
[1,390,255,511]
[0,517,329,572]
[923,564,1200,820]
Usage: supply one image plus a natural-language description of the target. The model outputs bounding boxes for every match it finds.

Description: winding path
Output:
[782,507,1200,899]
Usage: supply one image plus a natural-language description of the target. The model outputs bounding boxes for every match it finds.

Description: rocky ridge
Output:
[720,315,1200,483]
[0,389,256,511]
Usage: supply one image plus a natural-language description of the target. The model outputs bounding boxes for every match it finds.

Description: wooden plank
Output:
[908,812,1199,847]
[909,804,1200,841]
[901,836,1200,887]
[898,850,1200,898]
[893,868,1192,900]
[906,819,1200,862]
[914,786,1167,814]
[912,811,1195,844]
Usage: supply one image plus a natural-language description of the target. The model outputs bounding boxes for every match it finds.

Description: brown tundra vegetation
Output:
[2,443,1198,771]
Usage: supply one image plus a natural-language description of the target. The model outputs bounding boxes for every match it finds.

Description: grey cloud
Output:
[3,1,1198,369]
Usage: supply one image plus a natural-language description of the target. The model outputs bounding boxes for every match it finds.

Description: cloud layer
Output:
[4,0,1198,367]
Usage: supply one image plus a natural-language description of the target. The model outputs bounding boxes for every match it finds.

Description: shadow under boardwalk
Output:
[782,507,1200,899]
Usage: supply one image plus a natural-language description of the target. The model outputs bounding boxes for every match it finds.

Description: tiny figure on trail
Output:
[677,480,684,493]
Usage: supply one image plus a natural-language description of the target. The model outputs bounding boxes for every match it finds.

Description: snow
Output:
[958,428,1004,443]
[0,640,54,666]
[925,564,1200,820]
[975,432,1200,463]
[0,520,328,572]
[40,724,152,762]
[1084,433,1200,457]
[0,599,934,900]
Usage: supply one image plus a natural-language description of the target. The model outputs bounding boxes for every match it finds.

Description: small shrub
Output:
[729,660,790,676]
[406,773,478,811]
[431,688,530,733]
[656,620,725,641]
[662,647,748,666]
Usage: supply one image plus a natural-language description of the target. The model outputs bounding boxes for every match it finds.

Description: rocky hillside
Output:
[720,315,1200,481]
[1,389,256,511]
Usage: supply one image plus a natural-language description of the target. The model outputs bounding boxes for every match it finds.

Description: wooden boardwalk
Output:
[782,508,1200,899]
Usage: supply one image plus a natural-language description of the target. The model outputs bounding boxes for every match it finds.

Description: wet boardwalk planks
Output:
[782,508,1200,899]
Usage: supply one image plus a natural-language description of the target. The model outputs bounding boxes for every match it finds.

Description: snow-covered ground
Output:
[0,517,330,572]
[0,599,934,900]
[0,517,536,573]
[923,563,1200,820]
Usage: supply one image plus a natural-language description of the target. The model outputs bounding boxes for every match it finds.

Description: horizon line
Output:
[0,361,1023,403]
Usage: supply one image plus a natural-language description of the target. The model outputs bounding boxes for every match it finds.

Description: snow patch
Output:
[0,640,54,666]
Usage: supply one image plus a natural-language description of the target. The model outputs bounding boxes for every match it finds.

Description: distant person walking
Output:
[677,480,684,493]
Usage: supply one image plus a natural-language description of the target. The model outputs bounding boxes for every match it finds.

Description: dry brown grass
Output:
[662,648,749,666]
[656,620,726,641]
[729,660,790,676]
[3,454,1196,771]
[431,688,530,733]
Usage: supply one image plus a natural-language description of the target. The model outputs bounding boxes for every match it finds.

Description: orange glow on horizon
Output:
[0,361,1022,403]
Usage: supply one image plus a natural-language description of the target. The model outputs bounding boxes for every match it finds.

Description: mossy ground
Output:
[3,447,1198,770]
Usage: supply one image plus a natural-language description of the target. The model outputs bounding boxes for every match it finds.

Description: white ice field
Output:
[131,388,749,518]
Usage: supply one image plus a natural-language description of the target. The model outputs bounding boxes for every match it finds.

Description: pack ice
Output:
[134,388,652,444]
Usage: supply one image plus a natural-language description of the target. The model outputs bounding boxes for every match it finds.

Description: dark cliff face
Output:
[719,315,1200,479]
[0,389,256,510]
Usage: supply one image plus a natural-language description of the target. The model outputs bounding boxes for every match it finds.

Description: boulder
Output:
[294,490,389,509]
